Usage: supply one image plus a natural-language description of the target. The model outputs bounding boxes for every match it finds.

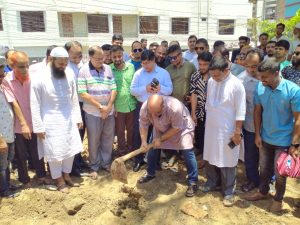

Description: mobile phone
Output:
[228,133,244,149]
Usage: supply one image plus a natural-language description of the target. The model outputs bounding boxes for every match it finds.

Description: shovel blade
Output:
[111,158,128,184]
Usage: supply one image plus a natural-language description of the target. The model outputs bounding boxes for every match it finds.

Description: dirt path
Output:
[0,161,300,225]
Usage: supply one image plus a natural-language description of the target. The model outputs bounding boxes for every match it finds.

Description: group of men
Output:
[0,22,299,213]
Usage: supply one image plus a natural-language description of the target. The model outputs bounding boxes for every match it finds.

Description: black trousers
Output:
[194,118,205,154]
[15,133,46,184]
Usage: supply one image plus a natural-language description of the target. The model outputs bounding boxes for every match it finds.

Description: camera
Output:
[151,78,159,88]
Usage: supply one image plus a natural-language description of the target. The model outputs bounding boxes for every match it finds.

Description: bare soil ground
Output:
[0,156,300,225]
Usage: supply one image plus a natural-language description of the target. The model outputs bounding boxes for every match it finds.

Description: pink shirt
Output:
[2,71,33,134]
[140,96,195,150]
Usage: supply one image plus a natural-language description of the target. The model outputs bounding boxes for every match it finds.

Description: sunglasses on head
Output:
[133,48,143,53]
[195,47,205,51]
[168,52,181,61]
[293,51,300,56]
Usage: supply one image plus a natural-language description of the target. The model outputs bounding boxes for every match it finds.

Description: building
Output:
[285,0,300,18]
[0,0,252,60]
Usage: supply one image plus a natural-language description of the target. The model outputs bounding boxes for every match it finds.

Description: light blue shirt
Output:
[130,65,173,103]
[183,50,197,61]
[238,70,259,133]
[254,78,300,146]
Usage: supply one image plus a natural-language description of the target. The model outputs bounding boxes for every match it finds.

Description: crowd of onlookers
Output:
[0,21,299,213]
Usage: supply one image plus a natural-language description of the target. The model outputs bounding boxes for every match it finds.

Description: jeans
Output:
[0,143,15,194]
[243,129,259,186]
[259,141,287,202]
[147,148,198,186]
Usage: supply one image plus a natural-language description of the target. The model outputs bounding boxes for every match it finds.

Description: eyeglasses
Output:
[168,52,181,62]
[293,51,300,56]
[133,48,143,53]
[195,47,205,51]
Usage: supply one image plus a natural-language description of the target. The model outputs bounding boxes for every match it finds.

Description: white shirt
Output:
[203,73,246,167]
[30,65,83,162]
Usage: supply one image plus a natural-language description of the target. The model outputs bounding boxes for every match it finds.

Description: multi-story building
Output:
[0,0,252,59]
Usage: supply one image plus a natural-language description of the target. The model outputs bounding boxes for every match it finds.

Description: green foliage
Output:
[259,10,300,39]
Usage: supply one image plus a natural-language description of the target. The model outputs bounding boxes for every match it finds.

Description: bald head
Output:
[147,94,163,117]
[11,51,29,67]
[11,51,29,81]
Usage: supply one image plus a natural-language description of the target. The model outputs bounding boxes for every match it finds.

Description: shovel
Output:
[111,143,153,184]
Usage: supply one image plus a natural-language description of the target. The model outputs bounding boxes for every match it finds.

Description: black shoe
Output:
[185,184,198,197]
[70,168,82,177]
[241,181,257,192]
[133,161,145,172]
[9,184,21,191]
[138,174,155,183]
[0,190,20,198]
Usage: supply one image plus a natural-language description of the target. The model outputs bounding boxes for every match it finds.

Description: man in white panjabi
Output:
[30,47,83,193]
[202,55,246,207]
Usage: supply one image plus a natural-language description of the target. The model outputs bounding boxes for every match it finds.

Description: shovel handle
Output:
[119,143,154,162]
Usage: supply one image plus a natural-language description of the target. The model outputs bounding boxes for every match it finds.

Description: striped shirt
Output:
[190,71,209,121]
[77,62,117,117]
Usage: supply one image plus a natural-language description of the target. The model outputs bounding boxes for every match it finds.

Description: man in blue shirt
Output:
[245,58,300,213]
[130,50,173,171]
[128,41,143,71]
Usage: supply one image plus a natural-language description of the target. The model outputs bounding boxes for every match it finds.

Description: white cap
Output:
[295,23,300,29]
[50,47,69,58]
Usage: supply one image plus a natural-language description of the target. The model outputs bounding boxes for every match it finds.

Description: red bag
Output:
[277,151,300,178]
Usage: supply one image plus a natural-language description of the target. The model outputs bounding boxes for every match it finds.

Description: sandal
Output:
[65,179,80,187]
[57,183,69,193]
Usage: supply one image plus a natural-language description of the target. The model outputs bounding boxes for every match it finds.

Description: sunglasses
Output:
[293,51,300,56]
[133,48,143,53]
[195,47,205,51]
[169,52,181,62]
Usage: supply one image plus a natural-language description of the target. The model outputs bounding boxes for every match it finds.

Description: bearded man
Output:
[30,47,83,193]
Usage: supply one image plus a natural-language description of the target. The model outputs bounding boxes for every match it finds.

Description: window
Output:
[0,10,3,31]
[113,16,122,34]
[87,14,109,33]
[20,11,45,32]
[218,19,234,35]
[139,16,158,34]
[61,13,74,37]
[171,18,189,34]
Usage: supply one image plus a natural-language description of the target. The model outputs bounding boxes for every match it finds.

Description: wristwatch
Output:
[291,143,300,148]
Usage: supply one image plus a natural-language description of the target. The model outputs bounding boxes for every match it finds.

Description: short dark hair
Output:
[64,41,82,52]
[209,56,228,71]
[149,42,159,48]
[198,51,213,62]
[188,35,197,41]
[275,40,290,50]
[131,40,142,50]
[112,34,124,42]
[196,38,209,47]
[141,50,155,61]
[161,40,168,45]
[101,44,112,51]
[276,23,285,30]
[258,58,280,73]
[246,49,264,62]
[167,44,181,55]
[88,45,102,57]
[141,38,147,43]
[46,45,57,57]
[259,33,269,39]
[213,40,225,50]
[110,45,124,53]
[267,40,276,45]
[239,36,249,42]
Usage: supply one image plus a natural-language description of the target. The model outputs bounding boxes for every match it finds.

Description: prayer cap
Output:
[50,47,69,58]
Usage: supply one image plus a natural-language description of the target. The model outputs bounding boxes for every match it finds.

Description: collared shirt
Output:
[183,50,197,61]
[166,61,196,103]
[254,78,300,146]
[281,65,300,86]
[230,63,245,76]
[2,71,33,133]
[140,96,195,150]
[111,62,137,113]
[130,65,173,103]
[280,60,290,71]
[128,59,142,71]
[190,56,199,70]
[0,85,14,143]
[238,70,259,132]
[190,71,209,121]
[77,62,117,117]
